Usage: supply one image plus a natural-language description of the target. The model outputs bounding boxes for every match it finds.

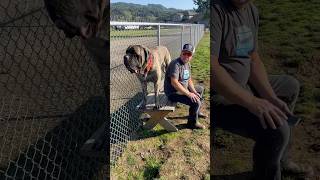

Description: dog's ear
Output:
[126,45,134,54]
[139,45,149,64]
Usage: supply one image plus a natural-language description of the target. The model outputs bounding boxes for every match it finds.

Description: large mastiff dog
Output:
[44,0,108,39]
[124,45,171,109]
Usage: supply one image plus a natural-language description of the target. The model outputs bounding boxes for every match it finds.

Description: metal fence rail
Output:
[0,0,108,179]
[110,21,204,164]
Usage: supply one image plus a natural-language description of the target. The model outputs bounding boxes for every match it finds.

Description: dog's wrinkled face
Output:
[44,0,107,39]
[123,45,147,74]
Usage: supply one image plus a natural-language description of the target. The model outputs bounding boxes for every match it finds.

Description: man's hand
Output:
[247,97,288,129]
[194,91,201,98]
[188,92,200,103]
[269,97,293,116]
[190,89,201,98]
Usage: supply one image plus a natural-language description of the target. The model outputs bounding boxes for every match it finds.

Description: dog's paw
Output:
[153,104,161,110]
[139,104,146,110]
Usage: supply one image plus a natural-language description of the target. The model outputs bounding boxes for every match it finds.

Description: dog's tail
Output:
[163,47,171,71]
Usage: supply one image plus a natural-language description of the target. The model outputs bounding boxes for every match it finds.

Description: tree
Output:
[193,0,209,19]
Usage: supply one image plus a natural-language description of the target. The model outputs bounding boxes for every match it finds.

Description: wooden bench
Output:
[136,92,178,132]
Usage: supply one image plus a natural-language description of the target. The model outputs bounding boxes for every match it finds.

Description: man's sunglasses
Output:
[182,52,192,57]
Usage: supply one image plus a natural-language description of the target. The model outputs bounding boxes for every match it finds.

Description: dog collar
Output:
[144,53,153,73]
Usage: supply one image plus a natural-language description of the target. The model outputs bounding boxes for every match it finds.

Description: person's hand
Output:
[194,91,201,98]
[247,97,288,129]
[188,92,200,103]
[190,88,201,98]
[268,96,293,116]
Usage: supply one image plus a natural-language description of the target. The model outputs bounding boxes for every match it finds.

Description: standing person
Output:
[164,44,207,129]
[211,0,313,179]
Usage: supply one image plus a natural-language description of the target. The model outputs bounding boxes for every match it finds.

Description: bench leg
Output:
[143,111,178,132]
[159,117,178,132]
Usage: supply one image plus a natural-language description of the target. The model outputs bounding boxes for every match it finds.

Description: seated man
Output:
[164,44,207,129]
[211,0,313,179]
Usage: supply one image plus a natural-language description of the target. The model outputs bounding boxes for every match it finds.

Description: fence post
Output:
[181,26,184,50]
[189,26,192,46]
[193,26,198,44]
[196,25,198,45]
[157,24,161,46]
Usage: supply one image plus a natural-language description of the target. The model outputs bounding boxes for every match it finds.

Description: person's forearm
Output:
[188,78,197,93]
[249,52,277,100]
[212,56,254,108]
[171,78,190,96]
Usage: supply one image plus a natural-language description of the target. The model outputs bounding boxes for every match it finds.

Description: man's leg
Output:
[269,75,300,162]
[193,85,208,118]
[268,75,313,176]
[194,85,204,97]
[269,75,300,111]
[168,93,205,129]
[213,104,290,180]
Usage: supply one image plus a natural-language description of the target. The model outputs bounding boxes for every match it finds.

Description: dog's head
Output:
[123,45,150,74]
[44,0,108,39]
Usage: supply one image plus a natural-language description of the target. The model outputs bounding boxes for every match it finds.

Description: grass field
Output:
[212,0,320,179]
[111,32,210,180]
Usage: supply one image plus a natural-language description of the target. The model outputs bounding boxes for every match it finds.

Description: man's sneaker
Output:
[186,121,206,129]
[281,161,314,178]
[198,112,208,119]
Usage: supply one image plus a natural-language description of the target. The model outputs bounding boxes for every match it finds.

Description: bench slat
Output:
[137,92,176,111]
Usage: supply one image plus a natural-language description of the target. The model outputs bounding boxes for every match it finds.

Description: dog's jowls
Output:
[124,45,171,109]
[44,0,108,39]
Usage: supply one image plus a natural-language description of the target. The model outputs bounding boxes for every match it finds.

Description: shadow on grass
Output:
[167,115,189,120]
[131,123,191,141]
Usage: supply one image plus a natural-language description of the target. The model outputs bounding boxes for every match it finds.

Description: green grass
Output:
[256,0,320,65]
[255,0,320,115]
[191,32,210,101]
[191,32,210,81]
[143,157,162,179]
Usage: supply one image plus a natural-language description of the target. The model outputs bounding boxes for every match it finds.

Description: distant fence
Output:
[110,21,205,164]
[0,0,108,179]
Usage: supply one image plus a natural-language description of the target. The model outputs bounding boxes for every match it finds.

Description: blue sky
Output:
[111,0,197,10]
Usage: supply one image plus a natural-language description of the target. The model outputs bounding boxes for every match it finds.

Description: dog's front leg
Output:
[141,81,147,110]
[154,80,160,109]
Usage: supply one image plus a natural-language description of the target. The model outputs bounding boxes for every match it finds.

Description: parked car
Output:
[124,25,139,30]
[139,25,153,30]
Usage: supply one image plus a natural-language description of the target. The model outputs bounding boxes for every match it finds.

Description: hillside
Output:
[111,2,191,22]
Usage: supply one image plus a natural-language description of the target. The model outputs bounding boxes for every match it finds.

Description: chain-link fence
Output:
[110,21,205,164]
[0,0,108,179]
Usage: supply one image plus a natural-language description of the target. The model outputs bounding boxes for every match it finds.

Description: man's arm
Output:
[249,51,292,115]
[249,52,276,100]
[212,55,287,129]
[188,77,197,92]
[171,77,190,96]
[212,56,254,108]
[171,77,200,102]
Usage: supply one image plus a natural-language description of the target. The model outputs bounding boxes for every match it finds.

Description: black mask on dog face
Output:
[124,46,145,74]
[44,0,107,39]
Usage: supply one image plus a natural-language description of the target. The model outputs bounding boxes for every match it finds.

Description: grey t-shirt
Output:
[164,57,191,96]
[211,0,259,105]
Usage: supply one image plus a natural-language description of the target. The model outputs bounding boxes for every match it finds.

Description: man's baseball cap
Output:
[182,44,194,53]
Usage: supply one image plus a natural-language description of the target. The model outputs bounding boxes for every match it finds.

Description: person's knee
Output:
[195,85,204,94]
[282,75,300,97]
[268,121,290,148]
[191,99,201,110]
